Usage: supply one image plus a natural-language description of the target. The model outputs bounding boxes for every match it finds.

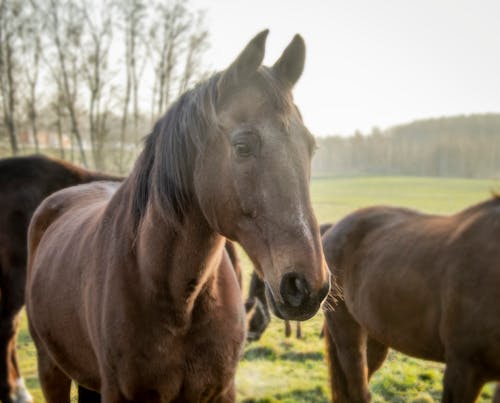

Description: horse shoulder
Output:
[28,183,118,271]
[323,207,401,285]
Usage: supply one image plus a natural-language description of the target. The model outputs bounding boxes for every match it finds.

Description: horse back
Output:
[1,155,121,273]
[322,206,416,283]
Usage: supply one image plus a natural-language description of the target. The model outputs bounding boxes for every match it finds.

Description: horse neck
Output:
[135,197,226,328]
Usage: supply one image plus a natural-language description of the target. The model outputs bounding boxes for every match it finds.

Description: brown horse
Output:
[0,154,120,403]
[246,223,333,341]
[26,31,329,403]
[0,154,241,403]
[322,200,500,402]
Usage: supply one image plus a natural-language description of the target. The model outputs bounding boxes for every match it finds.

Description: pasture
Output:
[15,176,498,402]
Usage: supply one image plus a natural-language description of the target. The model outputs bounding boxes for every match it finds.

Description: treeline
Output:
[0,0,208,172]
[313,114,500,178]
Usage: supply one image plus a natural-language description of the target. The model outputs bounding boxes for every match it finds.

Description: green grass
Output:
[16,176,498,402]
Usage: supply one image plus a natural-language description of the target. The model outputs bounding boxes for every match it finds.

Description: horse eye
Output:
[234,142,252,157]
[231,129,259,158]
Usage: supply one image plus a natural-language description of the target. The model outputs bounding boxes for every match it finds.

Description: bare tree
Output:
[151,1,189,117]
[81,0,114,170]
[1,0,209,167]
[52,88,66,159]
[149,1,209,124]
[0,0,22,155]
[117,0,147,171]
[19,2,42,153]
[177,11,209,96]
[35,0,88,166]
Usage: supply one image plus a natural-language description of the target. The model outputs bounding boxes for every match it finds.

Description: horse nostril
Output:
[280,273,310,308]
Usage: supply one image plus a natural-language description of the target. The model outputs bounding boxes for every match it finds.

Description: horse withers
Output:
[322,200,500,402]
[0,155,120,403]
[26,31,329,403]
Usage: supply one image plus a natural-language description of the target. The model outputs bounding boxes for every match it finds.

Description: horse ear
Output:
[219,30,269,91]
[272,34,305,87]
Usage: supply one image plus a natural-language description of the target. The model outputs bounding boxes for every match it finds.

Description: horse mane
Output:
[129,67,293,230]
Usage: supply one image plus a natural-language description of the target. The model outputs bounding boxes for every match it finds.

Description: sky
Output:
[190,0,500,136]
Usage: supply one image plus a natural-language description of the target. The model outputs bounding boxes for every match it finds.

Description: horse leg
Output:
[0,315,15,403]
[366,337,388,379]
[296,322,302,339]
[285,320,291,337]
[36,347,71,403]
[324,301,371,403]
[442,359,484,403]
[78,385,101,403]
[493,384,500,403]
[324,323,350,402]
[319,325,325,339]
[0,264,26,403]
[8,330,33,403]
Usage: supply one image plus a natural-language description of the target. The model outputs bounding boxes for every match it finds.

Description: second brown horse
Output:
[323,200,500,402]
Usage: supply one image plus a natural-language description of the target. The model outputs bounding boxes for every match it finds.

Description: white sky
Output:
[191,0,500,136]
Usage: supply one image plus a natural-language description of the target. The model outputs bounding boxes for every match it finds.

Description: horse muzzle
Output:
[265,273,330,321]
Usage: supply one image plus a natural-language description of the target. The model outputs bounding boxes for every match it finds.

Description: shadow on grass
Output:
[243,347,324,363]
[241,386,329,403]
[243,346,277,361]
[281,351,324,362]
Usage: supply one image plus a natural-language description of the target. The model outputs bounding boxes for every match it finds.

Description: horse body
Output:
[323,200,500,402]
[27,31,329,403]
[0,155,120,403]
[29,182,244,401]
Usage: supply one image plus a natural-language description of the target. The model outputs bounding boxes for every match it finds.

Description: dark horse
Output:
[322,200,500,402]
[246,223,333,341]
[26,31,330,402]
[0,154,120,403]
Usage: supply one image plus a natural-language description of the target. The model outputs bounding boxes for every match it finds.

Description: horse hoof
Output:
[13,390,34,403]
[12,379,34,403]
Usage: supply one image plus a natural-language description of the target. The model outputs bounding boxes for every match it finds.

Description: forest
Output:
[313,114,500,178]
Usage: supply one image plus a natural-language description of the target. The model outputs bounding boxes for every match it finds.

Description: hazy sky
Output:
[191,0,500,136]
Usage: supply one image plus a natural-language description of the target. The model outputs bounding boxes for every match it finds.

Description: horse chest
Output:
[113,325,243,401]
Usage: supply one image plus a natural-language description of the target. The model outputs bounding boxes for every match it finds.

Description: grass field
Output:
[16,176,499,402]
